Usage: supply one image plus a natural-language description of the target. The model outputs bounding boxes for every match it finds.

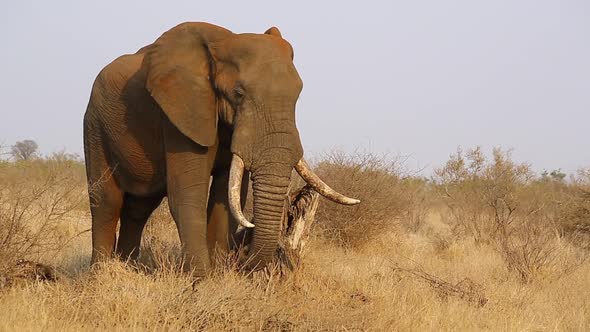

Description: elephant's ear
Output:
[144,23,230,147]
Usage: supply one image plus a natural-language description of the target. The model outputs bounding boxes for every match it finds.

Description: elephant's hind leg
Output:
[117,194,163,261]
[89,171,124,265]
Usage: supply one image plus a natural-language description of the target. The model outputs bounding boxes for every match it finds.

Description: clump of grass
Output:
[137,199,183,272]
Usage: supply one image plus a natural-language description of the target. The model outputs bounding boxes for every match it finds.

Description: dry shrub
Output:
[311,150,411,247]
[433,147,583,282]
[558,168,590,248]
[496,225,558,283]
[434,146,535,242]
[0,159,86,278]
[400,177,431,232]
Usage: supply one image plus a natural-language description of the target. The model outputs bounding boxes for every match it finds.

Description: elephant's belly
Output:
[114,162,166,197]
[107,135,167,197]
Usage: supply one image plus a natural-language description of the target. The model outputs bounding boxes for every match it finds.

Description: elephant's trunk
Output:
[248,171,291,267]
[227,151,292,268]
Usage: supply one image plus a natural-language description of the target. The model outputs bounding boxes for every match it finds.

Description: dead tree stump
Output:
[277,184,320,270]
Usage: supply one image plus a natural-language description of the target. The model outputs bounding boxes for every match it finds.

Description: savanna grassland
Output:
[0,148,589,331]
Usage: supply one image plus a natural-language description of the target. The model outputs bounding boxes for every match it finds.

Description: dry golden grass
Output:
[1,215,589,331]
[0,150,589,331]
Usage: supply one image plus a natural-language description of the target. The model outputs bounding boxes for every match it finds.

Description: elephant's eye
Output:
[233,85,245,101]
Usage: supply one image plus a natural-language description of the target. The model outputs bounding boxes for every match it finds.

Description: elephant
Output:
[83,22,359,276]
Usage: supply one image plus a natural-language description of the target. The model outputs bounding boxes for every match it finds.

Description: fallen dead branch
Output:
[0,259,58,290]
[391,260,488,307]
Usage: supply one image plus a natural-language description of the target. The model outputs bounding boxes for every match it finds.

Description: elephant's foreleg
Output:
[206,169,250,256]
[167,176,211,276]
[116,194,163,261]
[164,122,214,276]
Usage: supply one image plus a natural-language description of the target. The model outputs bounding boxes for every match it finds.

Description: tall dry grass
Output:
[0,149,589,331]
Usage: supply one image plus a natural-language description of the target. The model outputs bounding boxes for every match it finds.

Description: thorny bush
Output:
[434,147,586,282]
[311,150,428,248]
[0,158,86,276]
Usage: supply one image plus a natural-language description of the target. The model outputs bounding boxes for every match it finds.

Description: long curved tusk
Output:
[295,159,361,205]
[228,154,255,228]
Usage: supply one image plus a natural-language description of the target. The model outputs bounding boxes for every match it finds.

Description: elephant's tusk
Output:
[295,159,361,205]
[228,154,255,228]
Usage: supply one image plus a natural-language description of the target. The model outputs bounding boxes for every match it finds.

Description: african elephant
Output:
[83,22,359,276]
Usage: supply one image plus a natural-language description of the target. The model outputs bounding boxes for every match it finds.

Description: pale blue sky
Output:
[1,1,588,174]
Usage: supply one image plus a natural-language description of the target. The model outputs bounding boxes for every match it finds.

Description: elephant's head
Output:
[143,22,359,268]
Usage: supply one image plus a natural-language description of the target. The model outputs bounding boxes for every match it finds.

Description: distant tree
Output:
[550,169,567,182]
[540,168,567,182]
[11,140,39,161]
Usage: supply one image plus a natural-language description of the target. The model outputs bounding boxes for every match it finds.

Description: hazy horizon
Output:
[1,1,588,175]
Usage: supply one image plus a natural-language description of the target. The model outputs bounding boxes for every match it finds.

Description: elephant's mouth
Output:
[227,153,359,266]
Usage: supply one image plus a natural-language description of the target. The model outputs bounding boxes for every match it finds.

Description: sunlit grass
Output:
[1,150,589,331]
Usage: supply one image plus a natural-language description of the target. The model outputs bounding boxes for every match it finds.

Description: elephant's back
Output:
[91,53,148,106]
